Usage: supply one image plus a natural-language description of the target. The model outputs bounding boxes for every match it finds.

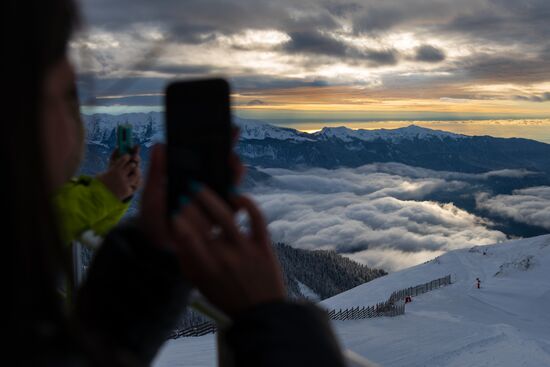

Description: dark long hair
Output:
[4,0,78,342]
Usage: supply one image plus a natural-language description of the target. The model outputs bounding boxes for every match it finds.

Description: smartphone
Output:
[117,124,134,156]
[165,78,234,216]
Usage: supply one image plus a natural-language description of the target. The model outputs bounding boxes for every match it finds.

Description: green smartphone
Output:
[117,124,134,156]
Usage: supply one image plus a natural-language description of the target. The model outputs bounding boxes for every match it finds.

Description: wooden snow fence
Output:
[169,321,217,339]
[326,274,452,321]
[170,274,452,338]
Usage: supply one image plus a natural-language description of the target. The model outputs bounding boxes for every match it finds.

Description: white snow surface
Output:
[154,234,550,367]
[322,234,550,367]
[297,280,321,302]
[154,334,217,367]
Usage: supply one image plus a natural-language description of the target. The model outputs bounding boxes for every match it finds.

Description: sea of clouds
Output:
[247,163,548,271]
[476,187,550,232]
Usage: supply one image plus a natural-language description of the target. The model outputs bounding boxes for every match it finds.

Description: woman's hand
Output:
[171,186,286,316]
[140,144,285,316]
[139,145,170,247]
[97,147,142,201]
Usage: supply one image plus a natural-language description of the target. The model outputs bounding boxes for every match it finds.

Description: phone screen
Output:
[117,124,133,155]
[165,78,233,216]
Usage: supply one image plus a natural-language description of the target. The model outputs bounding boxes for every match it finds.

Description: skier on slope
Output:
[476,277,481,289]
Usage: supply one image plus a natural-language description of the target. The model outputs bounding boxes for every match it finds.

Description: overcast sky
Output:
[74,0,550,121]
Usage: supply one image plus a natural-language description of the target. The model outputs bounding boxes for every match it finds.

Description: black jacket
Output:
[32,223,346,366]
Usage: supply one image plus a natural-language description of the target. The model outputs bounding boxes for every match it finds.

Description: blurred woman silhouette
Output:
[6,0,345,366]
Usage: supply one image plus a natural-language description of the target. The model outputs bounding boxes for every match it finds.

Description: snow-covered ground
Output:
[153,234,550,367]
[154,334,217,367]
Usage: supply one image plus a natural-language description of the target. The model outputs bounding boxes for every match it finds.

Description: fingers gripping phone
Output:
[165,78,234,216]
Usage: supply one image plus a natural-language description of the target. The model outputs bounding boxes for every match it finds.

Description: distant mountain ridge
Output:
[234,117,466,142]
[81,112,550,175]
[315,124,465,142]
[81,112,468,145]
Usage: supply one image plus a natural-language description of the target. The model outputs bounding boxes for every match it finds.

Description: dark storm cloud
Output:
[165,24,219,44]
[514,93,550,103]
[363,49,398,66]
[284,31,348,57]
[352,5,407,33]
[76,0,550,105]
[229,75,330,91]
[282,31,399,65]
[81,0,339,40]
[350,1,465,34]
[82,0,278,33]
[415,45,445,63]
[348,0,550,47]
[458,54,550,84]
[382,51,550,91]
[444,0,550,45]
[323,1,363,17]
[77,76,169,103]
[78,73,333,103]
[347,0,550,77]
[79,0,550,55]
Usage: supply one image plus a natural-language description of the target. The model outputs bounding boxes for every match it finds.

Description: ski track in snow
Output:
[154,235,550,367]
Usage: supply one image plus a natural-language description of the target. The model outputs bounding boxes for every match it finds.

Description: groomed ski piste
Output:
[153,234,550,367]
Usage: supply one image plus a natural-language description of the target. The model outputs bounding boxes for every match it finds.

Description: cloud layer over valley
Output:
[248,163,549,271]
[476,187,550,231]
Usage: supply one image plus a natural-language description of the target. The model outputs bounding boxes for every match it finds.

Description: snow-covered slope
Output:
[321,234,550,367]
[314,125,465,143]
[154,234,550,367]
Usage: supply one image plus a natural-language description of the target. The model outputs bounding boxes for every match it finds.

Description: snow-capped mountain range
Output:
[84,112,164,148]
[236,117,466,143]
[82,112,465,145]
[81,112,550,175]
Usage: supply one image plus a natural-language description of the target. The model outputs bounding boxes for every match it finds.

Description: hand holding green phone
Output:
[117,124,134,156]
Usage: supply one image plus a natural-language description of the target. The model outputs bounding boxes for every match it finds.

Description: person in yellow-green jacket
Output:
[54,148,142,245]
